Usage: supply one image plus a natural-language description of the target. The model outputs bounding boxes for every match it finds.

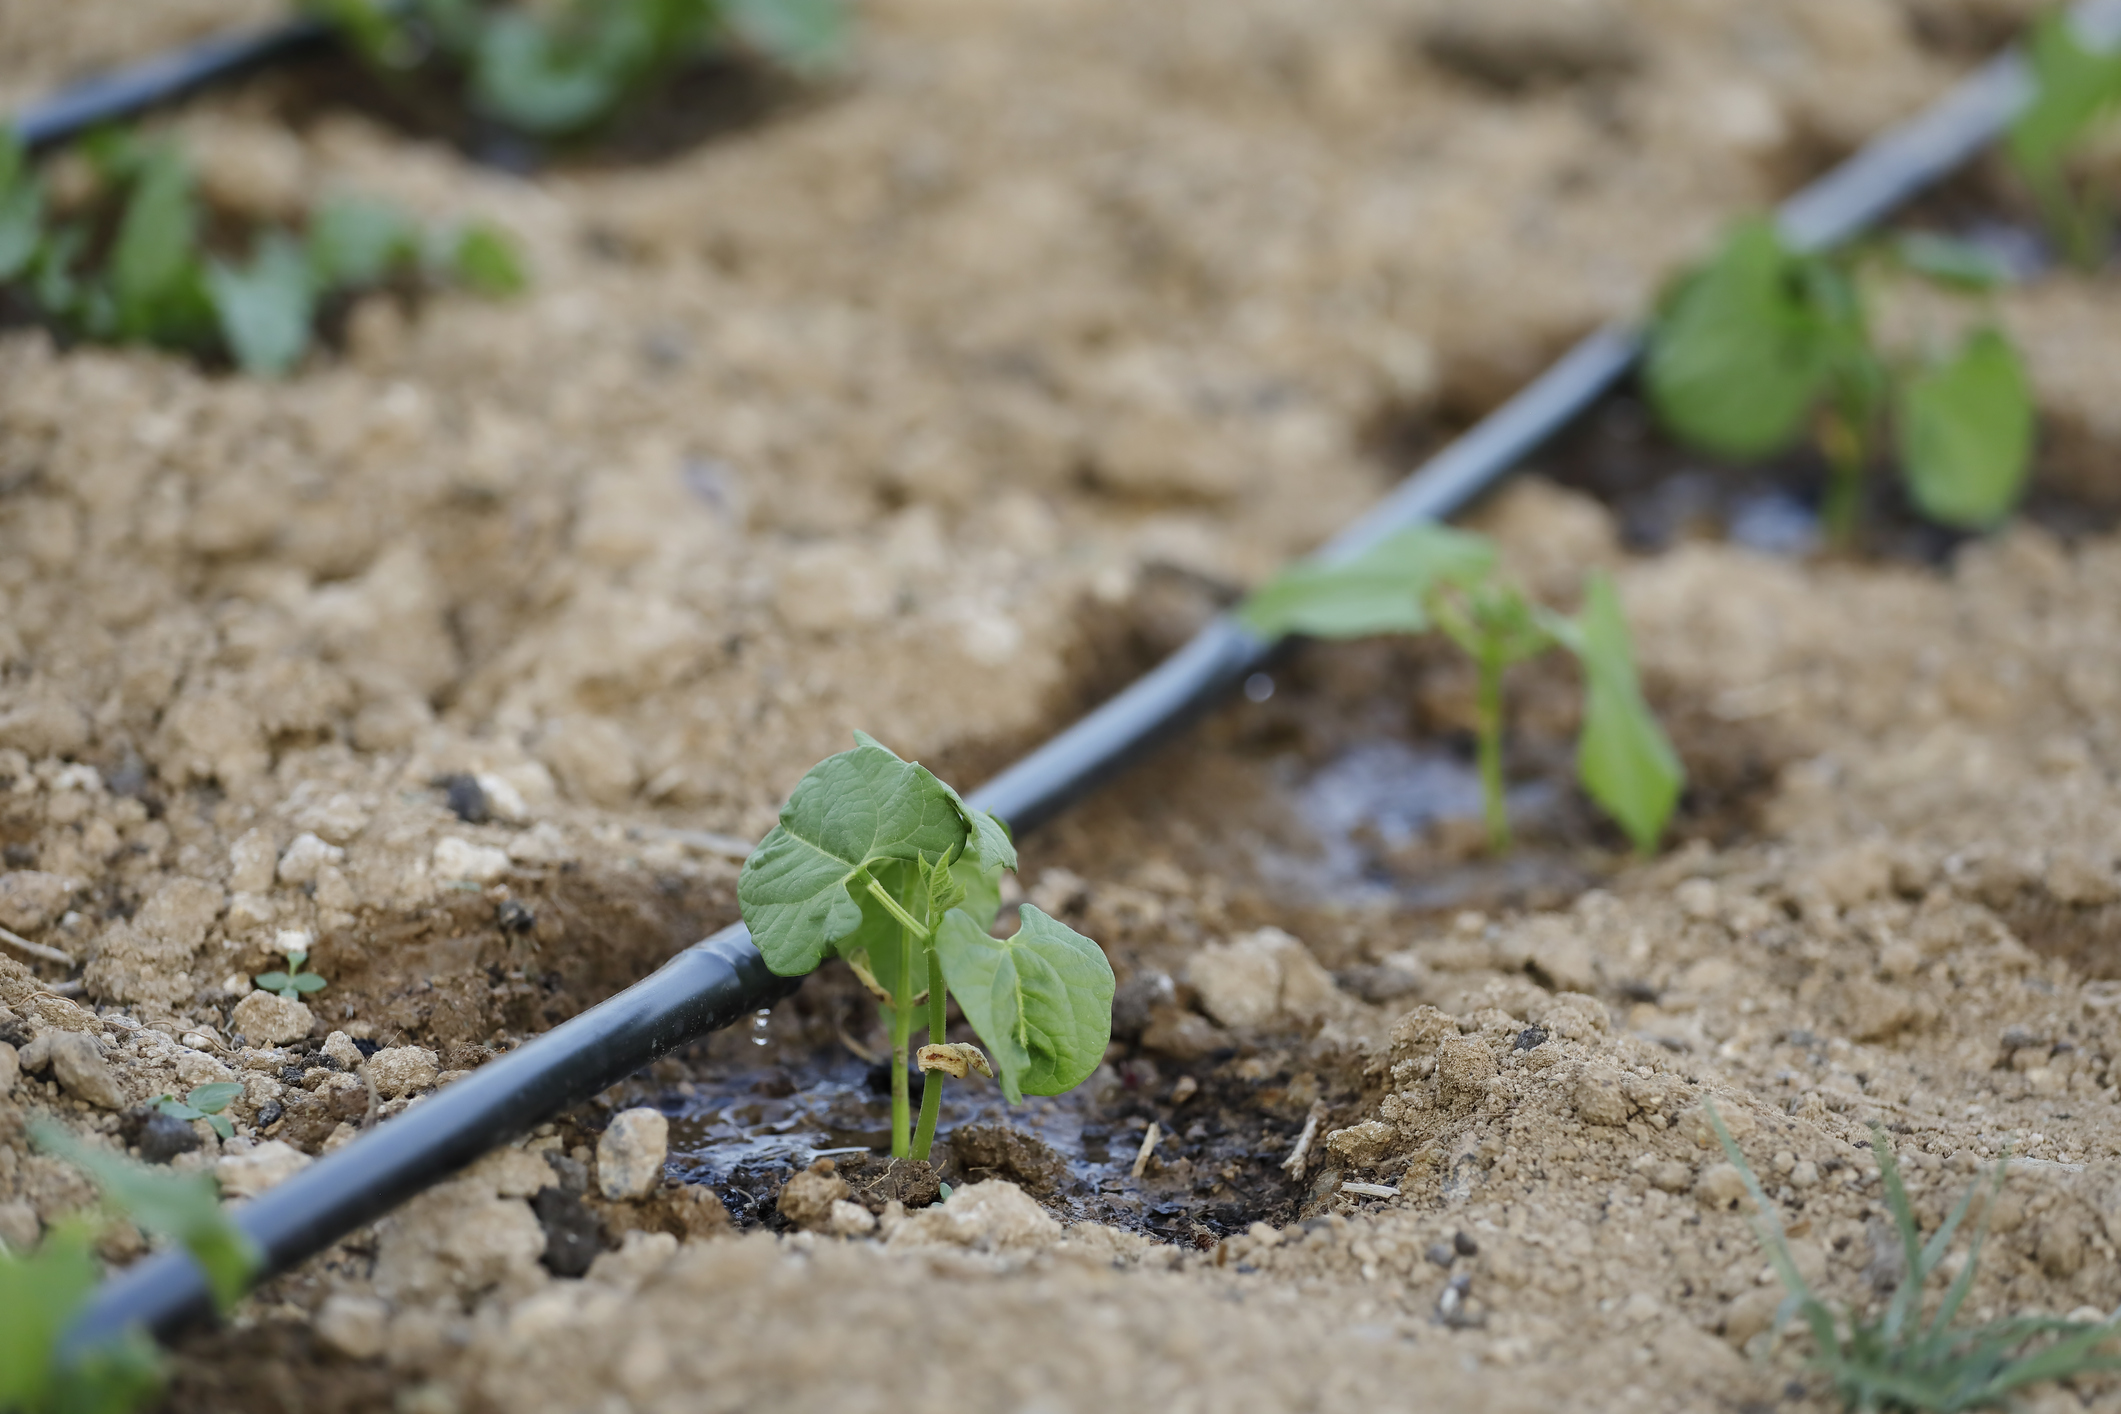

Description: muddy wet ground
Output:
[9,1,2121,1411]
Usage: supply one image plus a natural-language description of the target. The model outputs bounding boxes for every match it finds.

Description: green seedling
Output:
[0,126,524,377]
[254,945,327,1001]
[310,0,847,140]
[1646,218,2033,543]
[2007,11,2121,271]
[1239,525,1683,856]
[1704,1102,2121,1412]
[2,1121,259,1414]
[738,733,1114,1161]
[152,1083,245,1142]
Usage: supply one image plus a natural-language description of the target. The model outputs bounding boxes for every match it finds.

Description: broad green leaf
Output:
[447,224,527,298]
[1645,220,1836,461]
[1238,525,1497,640]
[933,904,1113,1104]
[472,13,631,134]
[207,233,316,376]
[154,1097,204,1122]
[1568,573,1682,855]
[1896,327,2033,531]
[290,972,328,994]
[2008,13,2121,179]
[185,1082,244,1115]
[1893,232,2011,291]
[948,850,1005,932]
[110,148,200,337]
[33,1123,259,1310]
[737,734,973,976]
[308,195,418,288]
[724,0,848,70]
[253,971,292,993]
[205,1114,234,1141]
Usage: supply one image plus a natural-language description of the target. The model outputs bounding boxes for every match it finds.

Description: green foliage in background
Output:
[0,1123,258,1414]
[310,0,847,138]
[1239,525,1683,857]
[1646,219,2032,542]
[0,127,523,377]
[738,733,1113,1160]
[2008,11,2121,271]
[1704,1103,2121,1412]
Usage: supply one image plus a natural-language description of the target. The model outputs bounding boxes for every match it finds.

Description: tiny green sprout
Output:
[738,733,1114,1162]
[2007,10,2121,271]
[1,1122,260,1414]
[1703,1102,2121,1412]
[0,126,527,378]
[1646,219,2034,545]
[309,0,848,141]
[153,1082,246,1142]
[1238,525,1683,857]
[254,946,327,1001]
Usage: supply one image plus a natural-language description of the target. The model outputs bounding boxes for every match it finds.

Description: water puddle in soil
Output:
[655,1046,1325,1244]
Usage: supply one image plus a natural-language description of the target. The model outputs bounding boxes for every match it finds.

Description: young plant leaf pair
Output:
[2,1123,260,1414]
[2007,11,2121,271]
[0,127,524,377]
[153,1082,246,1141]
[1703,1103,2121,1412]
[1239,525,1683,857]
[1645,219,2033,541]
[254,944,327,1001]
[312,0,846,139]
[738,733,1113,1160]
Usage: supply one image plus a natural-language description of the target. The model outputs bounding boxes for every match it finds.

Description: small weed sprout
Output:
[0,126,524,377]
[254,944,327,1001]
[738,733,1114,1161]
[1238,525,1684,856]
[310,0,847,140]
[1646,220,2033,543]
[1703,1102,2121,1412]
[2007,11,2121,270]
[152,1082,246,1142]
[1,1122,258,1414]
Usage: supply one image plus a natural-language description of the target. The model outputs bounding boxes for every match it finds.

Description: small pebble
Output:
[597,1108,670,1200]
[1425,1241,1456,1269]
[1453,1230,1479,1257]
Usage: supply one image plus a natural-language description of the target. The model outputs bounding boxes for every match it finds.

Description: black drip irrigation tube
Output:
[42,0,2121,1358]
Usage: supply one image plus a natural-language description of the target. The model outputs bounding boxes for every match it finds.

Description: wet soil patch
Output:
[230,43,818,172]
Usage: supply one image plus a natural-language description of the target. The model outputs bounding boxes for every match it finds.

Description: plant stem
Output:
[1817,406,1867,549]
[1476,646,1510,854]
[889,923,913,1159]
[911,942,947,1161]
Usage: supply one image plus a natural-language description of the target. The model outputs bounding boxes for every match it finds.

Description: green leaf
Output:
[472,13,632,134]
[1645,219,1838,461]
[110,148,201,337]
[0,1221,163,1414]
[2008,13,2121,180]
[308,195,418,288]
[0,130,41,283]
[1893,232,2011,291]
[205,1114,234,1141]
[737,734,974,976]
[33,1122,259,1311]
[933,904,1114,1104]
[1238,525,1497,640]
[1895,327,2033,531]
[446,223,526,298]
[724,0,848,70]
[207,232,316,376]
[1568,573,1683,855]
[253,972,292,993]
[185,1083,244,1115]
[289,972,328,994]
[154,1098,204,1123]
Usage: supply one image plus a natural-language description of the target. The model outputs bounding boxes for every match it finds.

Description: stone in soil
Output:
[886,1179,1060,1250]
[775,1158,852,1231]
[122,1108,203,1163]
[595,1108,669,1200]
[20,1031,127,1110]
[230,991,315,1047]
[532,1185,605,1278]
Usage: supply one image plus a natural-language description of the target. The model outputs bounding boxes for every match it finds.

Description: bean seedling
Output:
[737,733,1114,1161]
[2,1122,258,1414]
[311,0,847,140]
[1239,525,1683,856]
[0,126,523,377]
[153,1082,246,1142]
[1703,1103,2121,1411]
[1645,219,2033,543]
[254,943,327,1001]
[2006,10,2121,271]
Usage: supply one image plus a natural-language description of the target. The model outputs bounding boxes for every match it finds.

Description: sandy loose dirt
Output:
[9,1,2121,1412]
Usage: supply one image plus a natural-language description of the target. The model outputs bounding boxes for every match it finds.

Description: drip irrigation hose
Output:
[48,0,2121,1361]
